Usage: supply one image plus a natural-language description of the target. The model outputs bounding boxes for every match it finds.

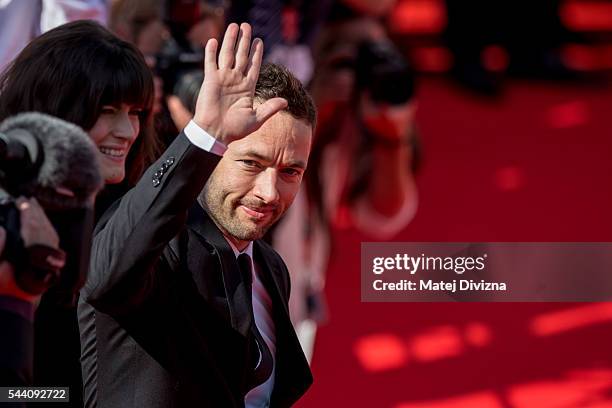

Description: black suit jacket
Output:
[78,133,312,407]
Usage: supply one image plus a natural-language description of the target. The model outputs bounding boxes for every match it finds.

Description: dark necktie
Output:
[237,253,274,389]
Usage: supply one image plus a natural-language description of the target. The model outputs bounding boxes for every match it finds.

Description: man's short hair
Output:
[255,63,317,129]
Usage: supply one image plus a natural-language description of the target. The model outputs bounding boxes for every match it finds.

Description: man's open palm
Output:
[193,23,287,145]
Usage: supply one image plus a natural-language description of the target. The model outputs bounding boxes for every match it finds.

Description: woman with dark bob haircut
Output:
[0,19,160,190]
[0,20,160,403]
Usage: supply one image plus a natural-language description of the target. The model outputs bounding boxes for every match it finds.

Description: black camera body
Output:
[155,39,204,96]
[355,40,415,106]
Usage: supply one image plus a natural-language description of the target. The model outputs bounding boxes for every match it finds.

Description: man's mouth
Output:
[240,205,275,220]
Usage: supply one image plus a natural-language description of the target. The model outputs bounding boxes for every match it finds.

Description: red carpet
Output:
[298,78,612,407]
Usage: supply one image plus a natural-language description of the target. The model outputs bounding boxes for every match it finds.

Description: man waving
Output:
[79,22,315,407]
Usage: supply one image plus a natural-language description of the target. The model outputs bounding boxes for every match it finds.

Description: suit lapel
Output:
[186,204,253,337]
[253,241,291,316]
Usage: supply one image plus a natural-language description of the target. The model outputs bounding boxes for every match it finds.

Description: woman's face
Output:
[88,104,141,184]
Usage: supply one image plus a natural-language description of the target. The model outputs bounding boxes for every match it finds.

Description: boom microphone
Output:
[0,112,103,301]
[0,112,103,210]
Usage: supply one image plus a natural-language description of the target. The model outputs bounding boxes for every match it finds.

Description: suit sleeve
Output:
[81,132,221,315]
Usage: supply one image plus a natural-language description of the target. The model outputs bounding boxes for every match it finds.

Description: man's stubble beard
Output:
[200,179,282,242]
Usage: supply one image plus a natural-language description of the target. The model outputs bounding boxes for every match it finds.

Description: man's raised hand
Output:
[193,23,288,145]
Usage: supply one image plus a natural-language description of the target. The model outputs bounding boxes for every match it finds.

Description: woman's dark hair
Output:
[0,19,160,186]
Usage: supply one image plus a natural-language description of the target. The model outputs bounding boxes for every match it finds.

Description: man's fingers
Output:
[254,97,288,127]
[204,38,218,76]
[234,23,252,73]
[218,23,239,69]
[246,38,264,85]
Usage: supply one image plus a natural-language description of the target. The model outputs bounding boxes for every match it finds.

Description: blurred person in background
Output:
[110,0,167,59]
[166,69,204,131]
[109,0,167,118]
[165,0,224,53]
[271,15,421,360]
[0,0,108,73]
[228,0,325,84]
[109,0,225,147]
[226,0,399,85]
[157,1,224,145]
[0,20,158,405]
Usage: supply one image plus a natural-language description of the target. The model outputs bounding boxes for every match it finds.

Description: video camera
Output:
[0,113,103,303]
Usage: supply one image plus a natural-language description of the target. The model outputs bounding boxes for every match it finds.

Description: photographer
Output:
[272,16,420,359]
[0,197,65,386]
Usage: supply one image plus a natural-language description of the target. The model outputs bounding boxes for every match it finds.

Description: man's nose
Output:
[253,169,280,205]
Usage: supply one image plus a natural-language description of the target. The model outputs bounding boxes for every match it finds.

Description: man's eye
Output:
[101,106,116,114]
[240,160,260,168]
[129,109,143,117]
[282,168,301,177]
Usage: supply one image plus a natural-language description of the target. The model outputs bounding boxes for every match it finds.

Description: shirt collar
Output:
[225,237,254,259]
